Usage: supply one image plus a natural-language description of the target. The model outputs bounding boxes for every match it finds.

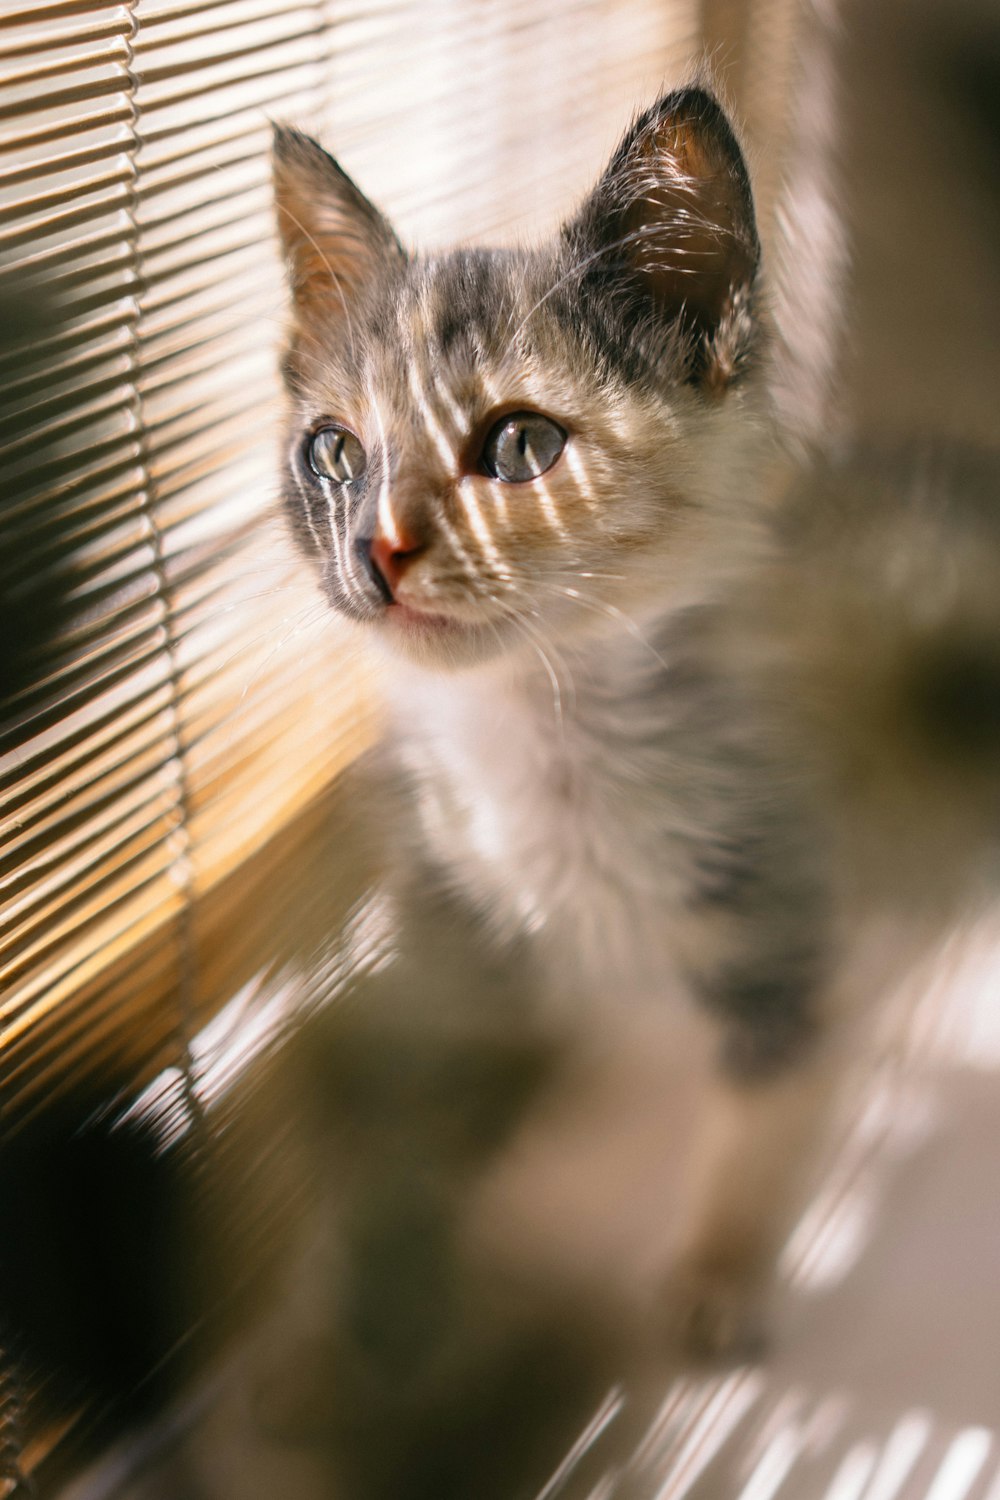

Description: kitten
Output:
[271,89,1000,1357]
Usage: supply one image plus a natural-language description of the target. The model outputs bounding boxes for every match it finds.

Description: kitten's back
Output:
[733,444,1000,923]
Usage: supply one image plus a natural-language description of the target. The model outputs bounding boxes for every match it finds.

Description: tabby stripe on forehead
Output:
[403,357,508,568]
[369,395,403,550]
[457,477,508,566]
[430,368,467,435]
[406,360,459,477]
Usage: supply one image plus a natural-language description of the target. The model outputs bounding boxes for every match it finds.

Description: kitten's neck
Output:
[386,601,670,748]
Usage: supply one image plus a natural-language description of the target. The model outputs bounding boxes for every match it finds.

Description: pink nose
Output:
[366,529,423,598]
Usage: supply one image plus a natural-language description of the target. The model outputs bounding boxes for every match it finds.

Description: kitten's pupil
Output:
[308,424,366,483]
[482,412,565,484]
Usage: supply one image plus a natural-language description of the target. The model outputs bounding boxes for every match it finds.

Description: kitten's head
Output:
[273,88,763,669]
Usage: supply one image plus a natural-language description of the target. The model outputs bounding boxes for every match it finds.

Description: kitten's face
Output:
[274,91,761,669]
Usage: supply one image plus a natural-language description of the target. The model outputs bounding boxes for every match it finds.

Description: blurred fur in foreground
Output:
[742,444,1000,926]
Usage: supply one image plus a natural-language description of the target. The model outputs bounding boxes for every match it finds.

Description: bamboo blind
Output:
[1,1,737,1490]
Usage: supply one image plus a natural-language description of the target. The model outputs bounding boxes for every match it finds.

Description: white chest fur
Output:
[389,642,701,1003]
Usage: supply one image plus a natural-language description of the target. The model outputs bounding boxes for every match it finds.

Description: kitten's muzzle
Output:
[355,530,424,604]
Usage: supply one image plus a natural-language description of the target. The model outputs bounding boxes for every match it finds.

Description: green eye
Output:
[481,411,566,483]
[308,424,366,482]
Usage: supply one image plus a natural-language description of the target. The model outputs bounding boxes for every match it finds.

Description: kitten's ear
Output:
[567,87,760,389]
[271,125,405,321]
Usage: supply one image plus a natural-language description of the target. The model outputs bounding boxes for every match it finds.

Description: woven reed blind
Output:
[3,1,752,1490]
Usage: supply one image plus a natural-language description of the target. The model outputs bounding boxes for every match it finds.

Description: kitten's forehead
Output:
[405,248,524,361]
[368,244,582,424]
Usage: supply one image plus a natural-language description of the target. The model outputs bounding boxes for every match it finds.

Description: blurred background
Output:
[2,0,1000,1496]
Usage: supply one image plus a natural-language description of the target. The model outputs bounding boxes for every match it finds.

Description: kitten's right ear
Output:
[566,88,761,389]
[271,125,405,320]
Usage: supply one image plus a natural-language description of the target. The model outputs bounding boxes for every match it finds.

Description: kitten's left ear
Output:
[272,124,405,322]
[567,87,760,390]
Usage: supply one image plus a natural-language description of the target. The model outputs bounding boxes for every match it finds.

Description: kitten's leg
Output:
[662,1033,847,1359]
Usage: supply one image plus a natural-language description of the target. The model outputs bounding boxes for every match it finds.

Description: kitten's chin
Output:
[373,602,507,670]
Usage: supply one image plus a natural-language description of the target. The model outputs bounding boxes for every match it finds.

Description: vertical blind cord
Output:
[122,0,207,1153]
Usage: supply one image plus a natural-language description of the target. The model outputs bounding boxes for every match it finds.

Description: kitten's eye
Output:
[481,412,566,483]
[307,424,366,482]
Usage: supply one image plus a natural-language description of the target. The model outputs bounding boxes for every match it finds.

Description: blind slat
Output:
[0,1,129,28]
[2,16,133,59]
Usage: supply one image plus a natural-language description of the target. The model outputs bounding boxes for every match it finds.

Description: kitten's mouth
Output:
[375,598,503,666]
[382,601,469,636]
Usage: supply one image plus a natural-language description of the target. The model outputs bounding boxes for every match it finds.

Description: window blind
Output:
[0,0,823,1490]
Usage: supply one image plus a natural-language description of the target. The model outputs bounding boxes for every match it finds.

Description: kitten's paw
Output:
[659,1258,769,1363]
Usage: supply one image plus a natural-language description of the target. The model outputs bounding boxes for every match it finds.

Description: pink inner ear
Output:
[275,190,378,314]
[272,130,404,320]
[624,111,758,335]
[629,123,755,334]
